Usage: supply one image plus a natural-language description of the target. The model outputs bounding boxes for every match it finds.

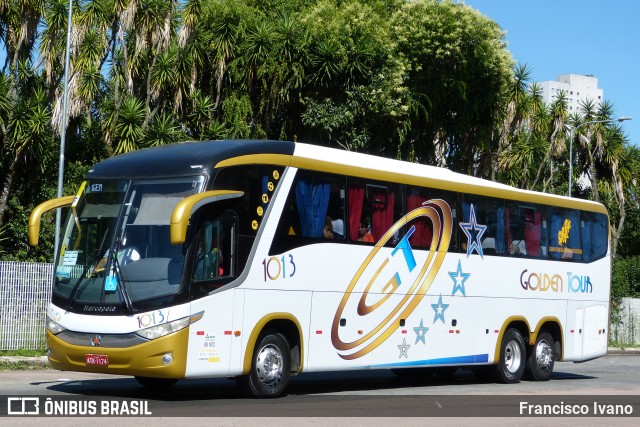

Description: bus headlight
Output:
[46,316,66,335]
[135,316,190,340]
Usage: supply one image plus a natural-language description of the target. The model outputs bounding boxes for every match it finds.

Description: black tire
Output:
[134,376,178,388]
[237,331,291,398]
[492,328,526,384]
[525,331,555,381]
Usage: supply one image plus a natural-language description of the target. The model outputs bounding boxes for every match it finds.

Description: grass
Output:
[0,360,50,370]
[0,349,47,357]
[0,349,49,370]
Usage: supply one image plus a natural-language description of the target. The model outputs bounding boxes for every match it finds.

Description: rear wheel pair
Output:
[493,328,554,383]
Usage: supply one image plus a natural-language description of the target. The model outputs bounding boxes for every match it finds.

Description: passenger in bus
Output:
[358,222,374,242]
[331,218,345,240]
[323,216,335,239]
[510,240,526,256]
[194,235,223,280]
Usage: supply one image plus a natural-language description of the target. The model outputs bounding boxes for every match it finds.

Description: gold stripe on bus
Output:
[290,156,607,214]
[215,153,293,168]
[215,150,607,214]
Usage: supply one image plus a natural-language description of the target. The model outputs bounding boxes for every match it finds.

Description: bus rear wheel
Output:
[492,328,526,383]
[525,331,555,381]
[238,330,291,398]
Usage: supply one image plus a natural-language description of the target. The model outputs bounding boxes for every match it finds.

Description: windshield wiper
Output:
[65,227,110,310]
[111,253,134,313]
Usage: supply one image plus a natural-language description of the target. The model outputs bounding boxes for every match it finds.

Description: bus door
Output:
[185,210,241,377]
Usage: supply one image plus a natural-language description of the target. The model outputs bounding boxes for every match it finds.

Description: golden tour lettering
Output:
[520,269,593,293]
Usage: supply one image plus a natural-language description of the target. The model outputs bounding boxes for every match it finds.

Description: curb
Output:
[606,348,640,355]
[0,356,49,366]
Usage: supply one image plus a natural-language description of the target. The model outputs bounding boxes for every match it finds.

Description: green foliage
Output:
[611,256,640,326]
[0,0,639,271]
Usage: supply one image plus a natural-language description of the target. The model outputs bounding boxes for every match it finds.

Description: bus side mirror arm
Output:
[28,196,75,246]
[170,190,244,245]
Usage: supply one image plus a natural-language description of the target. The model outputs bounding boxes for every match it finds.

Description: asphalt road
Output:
[2,354,640,420]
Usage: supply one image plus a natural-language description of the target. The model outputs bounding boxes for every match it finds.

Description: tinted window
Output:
[506,202,548,258]
[458,195,503,257]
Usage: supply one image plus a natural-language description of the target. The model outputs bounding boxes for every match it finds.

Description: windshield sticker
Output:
[55,266,71,279]
[104,274,117,292]
[62,250,79,266]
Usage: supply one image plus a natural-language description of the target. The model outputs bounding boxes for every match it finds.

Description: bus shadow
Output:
[43,368,596,400]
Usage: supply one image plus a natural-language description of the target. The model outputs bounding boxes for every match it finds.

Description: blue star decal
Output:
[431,294,449,324]
[449,260,470,296]
[459,204,487,258]
[413,319,430,344]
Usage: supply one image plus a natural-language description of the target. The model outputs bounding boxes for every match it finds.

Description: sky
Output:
[461,0,640,146]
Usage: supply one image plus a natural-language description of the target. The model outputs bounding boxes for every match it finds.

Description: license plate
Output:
[85,354,109,366]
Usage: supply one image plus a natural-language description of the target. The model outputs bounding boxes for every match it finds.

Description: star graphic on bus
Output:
[398,338,410,359]
[413,319,430,344]
[431,294,449,324]
[449,260,470,296]
[459,204,487,258]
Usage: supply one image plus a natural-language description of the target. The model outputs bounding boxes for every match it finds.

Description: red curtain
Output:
[406,192,432,248]
[371,190,395,241]
[525,211,542,256]
[348,185,365,241]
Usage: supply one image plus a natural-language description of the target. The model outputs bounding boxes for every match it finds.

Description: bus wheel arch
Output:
[238,315,303,398]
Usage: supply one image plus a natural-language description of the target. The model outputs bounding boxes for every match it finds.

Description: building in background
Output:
[539,74,603,112]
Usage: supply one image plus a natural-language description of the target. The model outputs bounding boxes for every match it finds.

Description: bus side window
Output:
[549,207,581,261]
[347,180,401,245]
[506,203,547,258]
[581,211,608,262]
[404,187,457,250]
[459,196,502,256]
[269,171,345,254]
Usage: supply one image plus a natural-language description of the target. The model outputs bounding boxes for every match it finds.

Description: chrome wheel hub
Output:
[256,344,283,385]
[536,340,553,372]
[504,340,522,374]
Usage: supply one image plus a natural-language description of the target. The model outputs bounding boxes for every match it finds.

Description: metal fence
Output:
[0,261,53,350]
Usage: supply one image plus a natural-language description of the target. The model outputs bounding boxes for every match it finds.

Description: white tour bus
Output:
[29,140,610,397]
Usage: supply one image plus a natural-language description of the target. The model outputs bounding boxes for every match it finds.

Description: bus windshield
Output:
[54,177,204,311]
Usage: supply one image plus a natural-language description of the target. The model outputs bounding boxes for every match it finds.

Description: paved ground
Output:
[2,347,640,367]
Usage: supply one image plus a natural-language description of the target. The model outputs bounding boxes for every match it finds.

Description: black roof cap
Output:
[87,140,295,179]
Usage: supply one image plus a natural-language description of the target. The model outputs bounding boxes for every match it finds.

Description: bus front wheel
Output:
[492,328,526,384]
[238,330,291,398]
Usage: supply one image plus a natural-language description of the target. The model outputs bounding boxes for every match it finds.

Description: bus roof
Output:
[87,140,295,179]
[86,139,606,214]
